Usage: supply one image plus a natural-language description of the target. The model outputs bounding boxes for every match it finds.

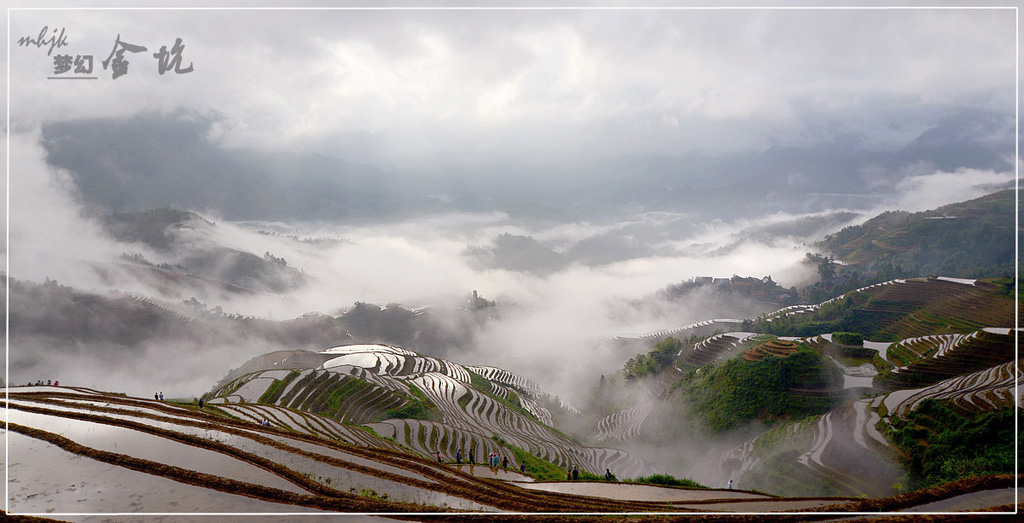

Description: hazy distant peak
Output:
[101,207,213,252]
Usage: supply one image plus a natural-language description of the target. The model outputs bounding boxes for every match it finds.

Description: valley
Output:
[4,263,1019,518]
[6,8,1021,519]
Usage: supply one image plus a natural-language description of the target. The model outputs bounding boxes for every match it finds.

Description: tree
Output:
[817,256,836,281]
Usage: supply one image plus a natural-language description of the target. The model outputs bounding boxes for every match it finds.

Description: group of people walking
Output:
[443,448,514,471]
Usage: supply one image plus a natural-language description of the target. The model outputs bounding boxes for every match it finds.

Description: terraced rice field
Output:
[594,397,657,442]
[741,338,800,362]
[207,344,652,478]
[214,403,407,451]
[466,365,544,396]
[4,387,693,515]
[870,279,1014,339]
[758,278,1013,341]
[681,332,758,367]
[4,388,500,512]
[592,278,1017,501]
[12,386,968,517]
[763,304,819,321]
[611,319,743,343]
[878,329,1016,389]
[724,399,902,499]
[726,352,1015,497]
[882,360,1019,419]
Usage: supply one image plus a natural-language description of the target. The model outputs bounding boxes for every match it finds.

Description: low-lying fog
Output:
[5,132,1016,405]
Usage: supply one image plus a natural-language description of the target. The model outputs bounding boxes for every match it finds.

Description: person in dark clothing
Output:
[605,469,612,481]
[198,397,204,409]
[155,392,159,400]
[437,451,442,463]
[571,466,579,480]
[456,449,462,464]
[469,448,474,464]
[502,456,508,469]
[520,463,526,474]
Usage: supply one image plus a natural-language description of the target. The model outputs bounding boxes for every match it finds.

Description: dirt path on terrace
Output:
[675,498,850,512]
[454,464,533,482]
[871,239,914,252]
[799,475,1020,514]
[898,487,1018,512]
[514,481,772,502]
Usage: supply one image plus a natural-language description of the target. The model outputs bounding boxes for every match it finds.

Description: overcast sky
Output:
[2,1,1020,398]
[5,1,1018,173]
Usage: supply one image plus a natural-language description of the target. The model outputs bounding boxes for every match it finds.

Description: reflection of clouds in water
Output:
[6,431,317,513]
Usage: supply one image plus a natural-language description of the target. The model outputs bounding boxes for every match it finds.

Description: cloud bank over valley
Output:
[5,5,1017,402]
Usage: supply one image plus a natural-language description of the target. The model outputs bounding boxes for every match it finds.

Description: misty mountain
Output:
[101,208,310,295]
[734,211,861,243]
[821,189,1017,277]
[465,231,677,274]
[576,110,1013,219]
[5,276,351,367]
[337,298,496,359]
[41,112,421,221]
[6,270,497,379]
[464,233,567,275]
[465,211,860,276]
[893,111,1015,172]
[39,109,1014,224]
[100,207,206,251]
[564,233,661,266]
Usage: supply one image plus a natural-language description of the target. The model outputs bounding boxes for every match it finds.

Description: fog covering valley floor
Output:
[4,275,1021,520]
[3,187,1021,519]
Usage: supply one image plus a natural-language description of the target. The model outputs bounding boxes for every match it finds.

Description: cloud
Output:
[5,4,1018,404]
[7,127,826,399]
[6,7,1016,171]
[7,132,125,286]
[888,168,1016,214]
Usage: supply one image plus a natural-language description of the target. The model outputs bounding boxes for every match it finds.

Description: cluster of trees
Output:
[674,345,842,432]
[101,207,202,251]
[831,331,863,346]
[623,337,684,380]
[800,252,909,305]
[338,298,493,359]
[339,302,444,356]
[889,399,1017,491]
[263,251,288,267]
[659,275,798,308]
[467,290,496,311]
